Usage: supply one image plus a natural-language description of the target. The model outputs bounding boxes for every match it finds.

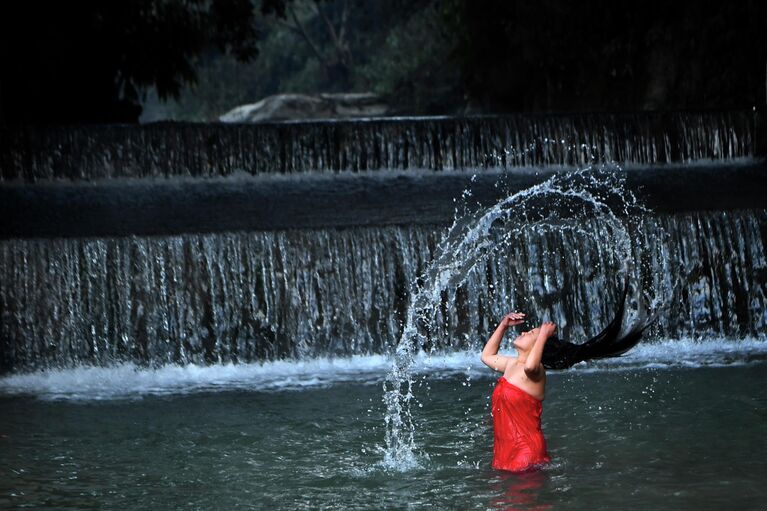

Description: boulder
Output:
[219,92,388,123]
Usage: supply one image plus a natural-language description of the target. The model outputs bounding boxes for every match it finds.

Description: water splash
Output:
[1,338,764,401]
[380,163,660,470]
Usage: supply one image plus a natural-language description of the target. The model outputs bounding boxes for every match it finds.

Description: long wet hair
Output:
[541,278,655,370]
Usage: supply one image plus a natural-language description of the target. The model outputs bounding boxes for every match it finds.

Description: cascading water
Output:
[2,205,766,373]
[0,111,754,180]
[3,187,766,373]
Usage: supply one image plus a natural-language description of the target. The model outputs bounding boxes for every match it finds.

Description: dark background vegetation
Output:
[1,0,766,125]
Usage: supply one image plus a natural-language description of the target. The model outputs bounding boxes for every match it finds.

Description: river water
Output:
[1,341,766,510]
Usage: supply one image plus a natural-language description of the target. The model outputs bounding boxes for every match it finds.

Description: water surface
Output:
[2,342,766,510]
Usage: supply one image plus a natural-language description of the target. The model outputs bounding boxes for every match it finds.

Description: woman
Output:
[479,282,654,472]
[480,311,555,472]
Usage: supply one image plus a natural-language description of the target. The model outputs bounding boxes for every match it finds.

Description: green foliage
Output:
[444,0,767,112]
[353,3,462,114]
[146,0,463,120]
[5,0,765,123]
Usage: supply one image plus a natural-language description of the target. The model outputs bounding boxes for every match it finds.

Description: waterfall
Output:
[2,209,765,372]
[0,111,754,180]
[0,111,765,376]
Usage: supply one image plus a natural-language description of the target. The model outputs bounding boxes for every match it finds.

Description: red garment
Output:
[491,376,550,472]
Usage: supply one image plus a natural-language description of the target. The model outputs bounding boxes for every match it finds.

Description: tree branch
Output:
[338,0,349,44]
[315,0,342,50]
[275,18,303,36]
[287,5,328,67]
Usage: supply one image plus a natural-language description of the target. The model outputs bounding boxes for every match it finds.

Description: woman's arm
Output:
[524,321,556,377]
[481,312,525,372]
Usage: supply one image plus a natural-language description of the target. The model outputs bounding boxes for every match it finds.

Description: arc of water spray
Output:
[380,164,654,470]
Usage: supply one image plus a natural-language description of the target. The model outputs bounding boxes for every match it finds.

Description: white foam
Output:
[1,338,765,401]
[578,337,767,369]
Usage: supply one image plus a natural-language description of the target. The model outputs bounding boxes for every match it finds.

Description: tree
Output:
[273,0,354,89]
[0,0,264,125]
[445,0,767,112]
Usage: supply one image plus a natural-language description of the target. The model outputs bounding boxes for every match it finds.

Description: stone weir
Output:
[1,112,766,372]
[0,111,757,180]
[0,111,765,238]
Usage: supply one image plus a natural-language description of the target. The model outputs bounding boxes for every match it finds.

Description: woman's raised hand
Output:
[540,321,557,336]
[501,312,526,328]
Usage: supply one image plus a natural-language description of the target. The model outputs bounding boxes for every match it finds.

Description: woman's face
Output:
[513,327,539,351]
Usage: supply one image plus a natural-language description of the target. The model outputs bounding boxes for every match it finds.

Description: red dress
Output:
[491,376,551,472]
